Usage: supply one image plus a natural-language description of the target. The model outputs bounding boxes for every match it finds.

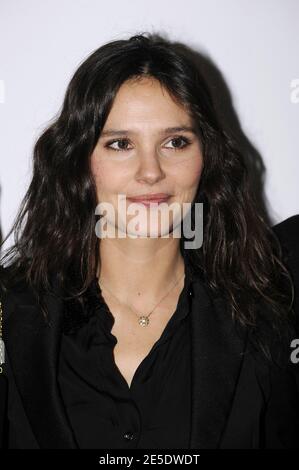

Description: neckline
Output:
[62,255,197,336]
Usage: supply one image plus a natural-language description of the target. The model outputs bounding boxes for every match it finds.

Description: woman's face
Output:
[90,77,204,238]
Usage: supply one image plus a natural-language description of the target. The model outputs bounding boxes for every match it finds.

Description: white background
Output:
[0,0,298,250]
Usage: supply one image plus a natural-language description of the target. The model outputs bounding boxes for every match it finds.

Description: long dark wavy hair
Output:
[0,32,295,361]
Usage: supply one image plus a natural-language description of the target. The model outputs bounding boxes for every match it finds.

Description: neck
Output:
[97,237,185,305]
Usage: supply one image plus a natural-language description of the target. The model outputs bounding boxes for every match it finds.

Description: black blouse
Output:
[57,261,195,449]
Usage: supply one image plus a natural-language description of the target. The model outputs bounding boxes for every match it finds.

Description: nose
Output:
[135,150,166,185]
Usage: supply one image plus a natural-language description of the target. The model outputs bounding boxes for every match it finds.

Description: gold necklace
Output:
[98,271,185,327]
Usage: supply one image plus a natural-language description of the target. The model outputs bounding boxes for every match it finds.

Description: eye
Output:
[104,135,192,152]
[105,138,132,152]
[164,136,192,151]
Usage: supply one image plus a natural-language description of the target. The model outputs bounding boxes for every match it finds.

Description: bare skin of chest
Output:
[102,282,184,388]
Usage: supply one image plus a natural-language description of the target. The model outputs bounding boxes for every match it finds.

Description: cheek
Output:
[91,156,110,196]
[90,152,101,182]
[176,153,204,190]
[91,156,126,197]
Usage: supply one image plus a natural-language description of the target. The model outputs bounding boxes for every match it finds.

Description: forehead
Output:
[104,77,192,129]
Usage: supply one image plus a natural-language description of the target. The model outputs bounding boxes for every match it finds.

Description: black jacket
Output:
[1,215,299,449]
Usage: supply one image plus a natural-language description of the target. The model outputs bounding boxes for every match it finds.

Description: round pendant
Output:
[138,316,150,327]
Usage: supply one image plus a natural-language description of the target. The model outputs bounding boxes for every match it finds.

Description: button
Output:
[189,286,194,297]
[123,431,135,441]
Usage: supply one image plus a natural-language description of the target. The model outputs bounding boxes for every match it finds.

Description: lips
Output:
[127,194,171,205]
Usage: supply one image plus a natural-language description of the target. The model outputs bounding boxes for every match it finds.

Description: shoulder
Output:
[271,214,299,313]
[271,214,299,259]
[269,214,299,369]
[0,263,39,324]
[271,214,299,307]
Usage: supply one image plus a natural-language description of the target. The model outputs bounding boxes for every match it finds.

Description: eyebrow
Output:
[100,126,197,137]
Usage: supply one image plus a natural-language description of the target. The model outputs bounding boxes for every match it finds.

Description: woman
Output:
[0,33,299,449]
